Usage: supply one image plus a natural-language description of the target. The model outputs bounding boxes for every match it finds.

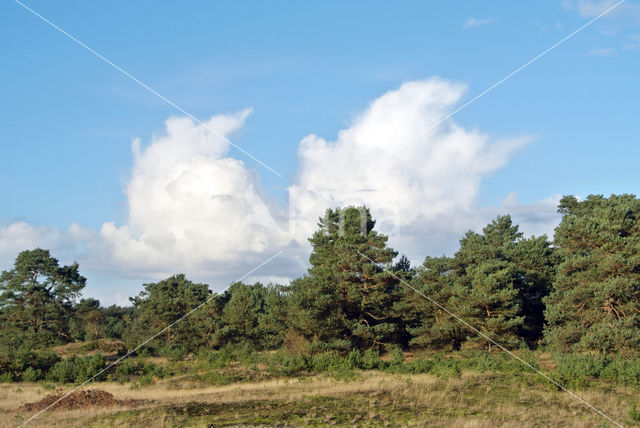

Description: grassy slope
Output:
[3,370,639,427]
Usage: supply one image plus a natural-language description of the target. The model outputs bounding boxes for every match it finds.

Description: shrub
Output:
[10,350,60,380]
[628,403,640,422]
[279,354,309,376]
[310,352,343,372]
[202,371,232,385]
[601,358,640,388]
[552,354,608,389]
[198,348,233,370]
[47,358,77,383]
[403,358,433,374]
[236,343,260,366]
[345,350,363,369]
[390,347,404,366]
[163,346,188,362]
[21,367,42,382]
[138,374,154,386]
[362,349,382,370]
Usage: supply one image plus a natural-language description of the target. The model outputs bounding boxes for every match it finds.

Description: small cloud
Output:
[464,17,494,29]
[586,47,617,55]
[563,0,640,21]
[622,34,640,50]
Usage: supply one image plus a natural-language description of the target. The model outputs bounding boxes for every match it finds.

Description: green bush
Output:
[46,354,107,384]
[236,343,260,366]
[402,358,433,374]
[198,348,234,370]
[47,358,77,383]
[345,349,363,369]
[552,354,608,389]
[138,374,154,386]
[390,347,404,366]
[163,346,188,362]
[21,367,42,382]
[112,358,164,382]
[4,349,60,382]
[279,354,309,376]
[628,403,640,422]
[362,349,382,370]
[601,358,640,388]
[310,352,343,372]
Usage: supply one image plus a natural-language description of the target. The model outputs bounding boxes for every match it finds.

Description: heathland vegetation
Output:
[3,194,640,426]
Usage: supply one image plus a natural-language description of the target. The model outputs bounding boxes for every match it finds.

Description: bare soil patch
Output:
[18,389,144,412]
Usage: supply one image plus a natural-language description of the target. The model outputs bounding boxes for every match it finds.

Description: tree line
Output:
[2,193,639,363]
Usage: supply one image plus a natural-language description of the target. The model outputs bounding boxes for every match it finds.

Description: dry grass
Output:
[2,371,638,427]
[50,340,126,358]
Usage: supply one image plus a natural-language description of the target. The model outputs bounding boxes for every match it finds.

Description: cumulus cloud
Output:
[96,109,292,280]
[288,78,558,263]
[0,222,93,271]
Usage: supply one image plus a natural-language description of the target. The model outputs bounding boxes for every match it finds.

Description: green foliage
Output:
[390,347,404,366]
[0,249,86,349]
[362,349,382,369]
[162,345,188,362]
[47,354,107,383]
[138,373,154,386]
[628,403,640,422]
[552,354,609,389]
[289,206,404,351]
[112,358,164,383]
[21,367,41,382]
[0,349,59,383]
[549,353,640,389]
[409,216,554,351]
[198,349,232,370]
[544,194,640,354]
[213,283,288,350]
[102,305,133,339]
[70,298,104,341]
[127,274,210,354]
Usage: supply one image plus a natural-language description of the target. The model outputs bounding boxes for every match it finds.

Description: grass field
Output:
[3,367,639,427]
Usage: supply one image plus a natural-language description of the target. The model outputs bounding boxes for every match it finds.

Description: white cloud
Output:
[622,33,640,50]
[2,78,562,302]
[464,17,494,28]
[563,0,640,20]
[563,1,640,57]
[0,222,93,272]
[288,78,558,264]
[96,109,292,279]
[586,47,617,55]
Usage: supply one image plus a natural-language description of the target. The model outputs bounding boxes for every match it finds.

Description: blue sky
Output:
[1,0,639,304]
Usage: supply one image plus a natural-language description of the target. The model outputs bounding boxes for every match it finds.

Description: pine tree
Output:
[405,255,466,350]
[544,194,640,354]
[0,249,86,349]
[128,274,210,353]
[213,282,288,349]
[288,206,402,350]
[408,216,553,350]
